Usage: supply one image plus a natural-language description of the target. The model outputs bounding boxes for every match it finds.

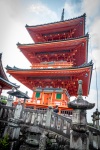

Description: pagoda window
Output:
[56,93,62,99]
[35,92,40,98]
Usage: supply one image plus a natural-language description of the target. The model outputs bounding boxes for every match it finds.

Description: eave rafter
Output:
[14,73,88,96]
[18,35,88,65]
[26,14,85,42]
[42,22,83,42]
[6,61,92,96]
[34,41,86,64]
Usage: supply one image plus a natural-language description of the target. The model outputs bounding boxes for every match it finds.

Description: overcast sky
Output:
[0,0,100,122]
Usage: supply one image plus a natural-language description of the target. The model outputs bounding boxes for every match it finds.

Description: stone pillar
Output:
[68,80,95,150]
[19,126,41,149]
[6,95,14,106]
[91,112,96,127]
[45,106,53,127]
[93,134,100,150]
[92,109,100,129]
[39,131,48,150]
[23,91,28,108]
[91,109,100,149]
[4,101,23,140]
[6,87,15,106]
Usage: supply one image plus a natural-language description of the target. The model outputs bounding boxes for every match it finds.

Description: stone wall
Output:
[0,103,100,149]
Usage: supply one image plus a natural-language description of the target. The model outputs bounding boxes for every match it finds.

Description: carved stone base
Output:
[19,144,39,150]
[4,125,20,140]
[70,130,89,150]
[39,131,47,150]
[93,133,100,150]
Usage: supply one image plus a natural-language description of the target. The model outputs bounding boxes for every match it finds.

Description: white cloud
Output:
[82,1,100,72]
[87,89,100,122]
[89,18,100,50]
[82,0,100,20]
[91,49,100,70]
[0,0,33,96]
[64,2,81,19]
[80,1,100,107]
[29,3,58,22]
[81,0,100,43]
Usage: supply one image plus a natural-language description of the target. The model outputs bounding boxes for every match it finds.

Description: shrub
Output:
[0,135,9,150]
[0,99,7,105]
[0,95,7,105]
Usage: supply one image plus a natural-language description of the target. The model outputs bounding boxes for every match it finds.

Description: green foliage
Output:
[0,99,7,104]
[0,135,9,150]
[87,123,93,126]
[46,138,52,146]
[0,95,7,105]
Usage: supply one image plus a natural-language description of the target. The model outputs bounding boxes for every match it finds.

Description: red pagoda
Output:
[6,13,93,114]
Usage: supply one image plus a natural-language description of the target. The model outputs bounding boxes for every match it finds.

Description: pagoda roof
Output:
[0,77,19,90]
[17,34,88,66]
[7,90,30,99]
[26,14,86,28]
[0,53,19,90]
[6,61,92,71]
[26,14,86,42]
[6,61,93,96]
[0,53,8,80]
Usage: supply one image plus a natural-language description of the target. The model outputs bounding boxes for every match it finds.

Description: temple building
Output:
[6,13,93,114]
[0,53,18,95]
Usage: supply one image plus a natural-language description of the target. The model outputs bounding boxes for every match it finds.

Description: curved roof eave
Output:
[17,34,89,47]
[6,61,93,72]
[0,53,8,80]
[25,13,86,28]
[0,77,19,89]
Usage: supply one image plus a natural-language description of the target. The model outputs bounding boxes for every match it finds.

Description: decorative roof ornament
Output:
[77,80,83,100]
[61,8,64,21]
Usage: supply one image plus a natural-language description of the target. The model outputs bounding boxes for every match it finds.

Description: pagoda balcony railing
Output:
[14,98,69,107]
[31,62,73,69]
[26,99,68,107]
[25,99,73,116]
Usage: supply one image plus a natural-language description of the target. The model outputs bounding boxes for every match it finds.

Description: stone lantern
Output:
[91,108,100,129]
[68,80,95,150]
[19,126,42,150]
